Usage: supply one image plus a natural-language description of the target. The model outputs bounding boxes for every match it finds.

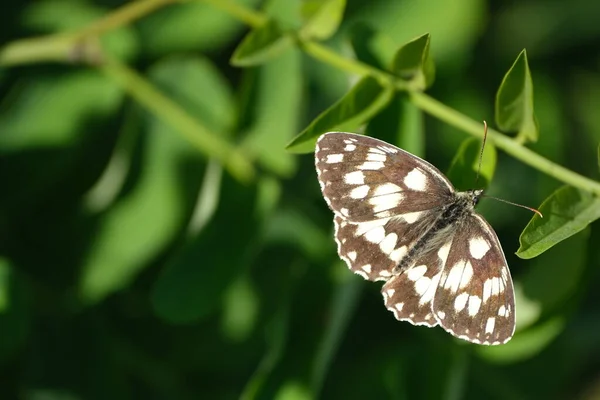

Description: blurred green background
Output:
[1,0,600,399]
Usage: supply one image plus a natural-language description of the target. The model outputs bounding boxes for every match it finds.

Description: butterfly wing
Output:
[317,132,456,282]
[315,132,455,222]
[432,213,516,345]
[381,245,446,326]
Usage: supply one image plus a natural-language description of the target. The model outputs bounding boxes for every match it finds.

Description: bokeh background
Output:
[1,0,600,399]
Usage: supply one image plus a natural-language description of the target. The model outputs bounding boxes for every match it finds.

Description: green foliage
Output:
[517,186,600,258]
[1,0,600,399]
[390,33,435,90]
[495,49,539,143]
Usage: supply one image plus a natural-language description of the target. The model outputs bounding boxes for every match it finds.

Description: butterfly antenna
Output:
[475,121,489,186]
[481,194,543,218]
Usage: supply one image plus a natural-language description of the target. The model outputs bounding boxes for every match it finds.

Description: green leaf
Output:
[366,94,424,156]
[517,185,600,258]
[151,175,259,323]
[300,0,346,40]
[286,76,395,153]
[597,143,599,172]
[390,33,435,90]
[231,19,293,67]
[241,48,302,177]
[495,49,539,142]
[446,137,496,192]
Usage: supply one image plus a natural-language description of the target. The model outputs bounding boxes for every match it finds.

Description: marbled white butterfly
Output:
[315,132,516,345]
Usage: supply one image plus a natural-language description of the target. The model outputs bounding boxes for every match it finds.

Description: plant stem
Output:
[410,92,600,195]
[100,56,254,183]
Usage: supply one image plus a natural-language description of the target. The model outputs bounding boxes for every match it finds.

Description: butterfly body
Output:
[315,132,515,345]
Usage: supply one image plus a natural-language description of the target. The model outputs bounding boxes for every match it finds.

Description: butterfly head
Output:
[469,189,484,206]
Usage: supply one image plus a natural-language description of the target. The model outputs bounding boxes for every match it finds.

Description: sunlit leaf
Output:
[517,186,600,258]
[300,0,346,40]
[495,49,538,142]
[390,33,435,90]
[231,19,293,67]
[286,76,394,153]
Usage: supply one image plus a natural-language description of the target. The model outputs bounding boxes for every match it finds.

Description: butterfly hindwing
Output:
[334,212,437,281]
[381,245,447,327]
[316,132,454,222]
[432,214,515,345]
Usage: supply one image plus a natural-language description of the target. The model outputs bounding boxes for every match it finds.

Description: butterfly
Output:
[315,132,515,345]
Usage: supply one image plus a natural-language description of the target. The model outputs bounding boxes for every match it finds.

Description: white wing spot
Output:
[367,153,387,162]
[361,264,372,273]
[340,208,350,217]
[349,185,370,199]
[354,218,390,236]
[403,168,427,191]
[368,147,386,155]
[498,305,506,317]
[454,292,469,312]
[444,262,465,293]
[380,233,398,254]
[483,278,492,302]
[343,138,356,144]
[395,302,404,311]
[437,311,446,320]
[485,317,496,334]
[359,161,385,170]
[390,246,408,263]
[415,277,432,296]
[369,193,404,213]
[419,272,441,305]
[344,170,365,185]
[491,277,500,296]
[437,243,451,262]
[468,295,482,316]
[469,237,491,259]
[386,289,395,298]
[344,144,356,151]
[459,261,474,289]
[365,226,386,243]
[406,265,428,282]
[373,183,402,196]
[402,211,424,224]
[379,270,392,278]
[347,251,357,261]
[326,154,344,163]
[379,145,397,154]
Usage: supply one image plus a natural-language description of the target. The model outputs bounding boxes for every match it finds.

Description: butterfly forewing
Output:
[315,132,517,345]
[315,132,453,222]
[432,214,515,344]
